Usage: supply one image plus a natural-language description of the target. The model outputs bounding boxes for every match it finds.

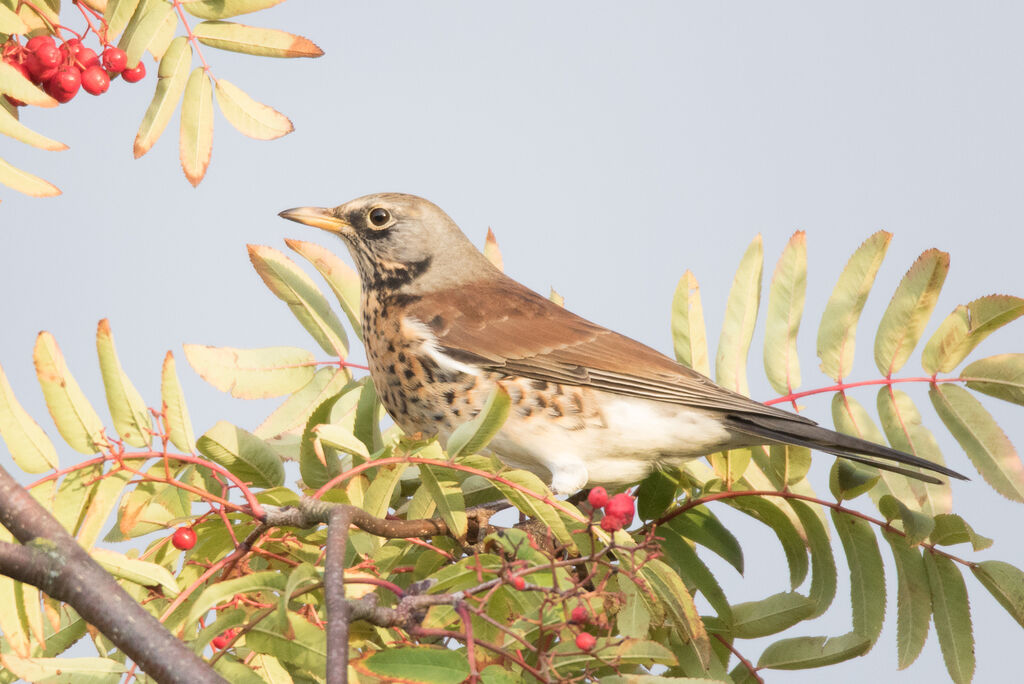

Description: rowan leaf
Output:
[104,0,141,38]
[0,104,66,150]
[117,0,174,69]
[882,529,931,669]
[716,235,762,395]
[0,156,60,197]
[185,0,287,20]
[0,363,58,473]
[831,511,885,644]
[134,36,192,158]
[193,21,323,58]
[215,78,293,140]
[972,559,1024,629]
[757,633,871,670]
[925,552,974,684]
[963,353,1024,406]
[179,67,214,187]
[817,231,891,380]
[731,592,815,638]
[196,421,284,488]
[33,332,106,454]
[764,231,806,394]
[184,344,316,399]
[161,351,195,452]
[922,296,1024,374]
[671,270,710,375]
[446,386,510,458]
[874,249,949,375]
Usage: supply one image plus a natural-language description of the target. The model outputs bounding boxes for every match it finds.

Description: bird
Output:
[279,193,967,495]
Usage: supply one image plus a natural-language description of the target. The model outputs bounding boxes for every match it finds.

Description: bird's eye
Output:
[369,208,391,227]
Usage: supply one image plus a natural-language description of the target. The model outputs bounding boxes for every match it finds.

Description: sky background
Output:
[3,2,1024,681]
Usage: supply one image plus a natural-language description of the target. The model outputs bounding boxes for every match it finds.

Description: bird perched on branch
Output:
[279,193,966,494]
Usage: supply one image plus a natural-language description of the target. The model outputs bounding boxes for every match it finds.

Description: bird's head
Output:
[279,193,496,295]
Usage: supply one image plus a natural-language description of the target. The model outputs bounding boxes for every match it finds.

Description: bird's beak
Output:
[278,206,348,234]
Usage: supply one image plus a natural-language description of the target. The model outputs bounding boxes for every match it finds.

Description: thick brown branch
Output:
[0,464,225,684]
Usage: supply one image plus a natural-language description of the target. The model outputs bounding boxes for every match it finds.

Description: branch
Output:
[0,463,226,684]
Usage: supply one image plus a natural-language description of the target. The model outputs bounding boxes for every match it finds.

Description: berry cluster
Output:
[2,33,144,107]
[586,487,636,532]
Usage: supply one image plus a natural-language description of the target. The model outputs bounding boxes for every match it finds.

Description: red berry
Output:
[61,38,83,58]
[81,65,109,95]
[121,61,146,83]
[211,634,228,649]
[3,59,30,106]
[605,493,635,523]
[171,527,196,550]
[575,632,596,651]
[511,576,526,591]
[570,605,588,624]
[45,65,81,103]
[75,47,99,70]
[599,514,624,532]
[587,486,609,509]
[25,43,60,83]
[25,35,56,54]
[101,47,127,74]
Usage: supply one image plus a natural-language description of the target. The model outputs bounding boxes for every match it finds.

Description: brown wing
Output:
[404,276,813,423]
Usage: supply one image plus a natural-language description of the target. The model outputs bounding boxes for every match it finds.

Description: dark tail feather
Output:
[725,414,969,484]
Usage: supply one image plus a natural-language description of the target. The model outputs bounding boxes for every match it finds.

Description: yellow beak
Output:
[278,206,347,233]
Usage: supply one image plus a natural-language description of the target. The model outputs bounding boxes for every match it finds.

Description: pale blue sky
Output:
[3,2,1024,681]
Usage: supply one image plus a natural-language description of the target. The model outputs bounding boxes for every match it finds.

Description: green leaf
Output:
[193,21,324,58]
[729,496,807,588]
[671,270,710,375]
[90,548,179,596]
[446,386,510,458]
[0,574,30,657]
[161,351,195,452]
[972,559,1024,629]
[878,495,934,546]
[196,421,284,488]
[552,638,678,671]
[490,470,578,554]
[179,67,214,187]
[929,382,1024,500]
[639,560,711,671]
[95,319,152,447]
[929,513,992,550]
[830,392,915,503]
[298,391,347,489]
[764,231,807,394]
[134,36,192,159]
[255,366,347,438]
[248,244,350,357]
[357,647,470,684]
[117,0,174,69]
[925,552,975,684]
[362,462,407,520]
[658,526,732,623]
[874,249,949,375]
[790,500,837,619]
[715,234,762,395]
[922,295,1024,374]
[666,505,744,575]
[635,469,677,520]
[882,529,931,669]
[964,353,1024,406]
[185,570,287,629]
[285,238,363,339]
[876,388,949,515]
[757,633,872,670]
[33,332,106,454]
[831,511,885,644]
[0,156,60,197]
[0,104,66,150]
[185,0,287,20]
[0,362,58,473]
[768,444,811,487]
[246,611,326,673]
[0,58,57,108]
[214,78,293,140]
[731,592,815,638]
[616,575,653,637]
[817,231,891,380]
[184,344,316,399]
[104,0,141,38]
[420,464,468,540]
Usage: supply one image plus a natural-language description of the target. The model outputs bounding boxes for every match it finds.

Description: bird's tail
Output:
[725,414,969,485]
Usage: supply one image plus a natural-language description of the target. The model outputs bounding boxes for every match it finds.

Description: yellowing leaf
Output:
[671,270,710,376]
[716,234,762,395]
[179,67,214,186]
[214,78,293,140]
[161,351,195,452]
[0,156,60,197]
[104,0,141,39]
[193,21,324,58]
[0,104,67,150]
[923,296,1024,374]
[0,362,58,473]
[874,249,949,376]
[185,0,287,20]
[117,0,174,69]
[764,231,807,394]
[96,319,153,447]
[0,60,58,108]
[285,238,362,339]
[33,332,106,454]
[134,36,192,159]
[184,344,316,398]
[0,3,28,33]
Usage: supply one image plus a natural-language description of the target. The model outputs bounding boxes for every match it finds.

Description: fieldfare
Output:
[279,193,966,495]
